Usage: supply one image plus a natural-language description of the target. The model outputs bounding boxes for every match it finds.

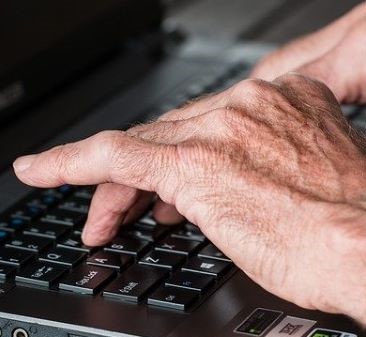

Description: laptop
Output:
[0,1,364,337]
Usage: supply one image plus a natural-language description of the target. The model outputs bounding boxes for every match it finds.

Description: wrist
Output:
[320,206,366,324]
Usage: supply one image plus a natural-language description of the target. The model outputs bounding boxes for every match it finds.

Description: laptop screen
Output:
[0,0,163,174]
[0,0,162,123]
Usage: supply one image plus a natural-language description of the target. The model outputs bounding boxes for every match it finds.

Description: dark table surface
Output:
[166,0,363,43]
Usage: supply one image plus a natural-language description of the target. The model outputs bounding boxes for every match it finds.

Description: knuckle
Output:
[210,107,246,131]
[94,130,127,163]
[274,72,308,86]
[211,107,237,124]
[230,78,276,104]
[52,143,80,181]
[275,73,336,103]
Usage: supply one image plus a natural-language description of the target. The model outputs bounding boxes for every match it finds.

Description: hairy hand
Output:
[251,2,366,103]
[13,74,366,323]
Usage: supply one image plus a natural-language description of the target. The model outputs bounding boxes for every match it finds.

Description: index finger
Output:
[13,130,180,203]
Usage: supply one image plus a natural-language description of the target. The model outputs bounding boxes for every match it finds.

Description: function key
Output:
[198,244,231,262]
[0,217,27,233]
[40,247,86,267]
[0,247,35,267]
[104,237,149,257]
[59,264,115,295]
[16,261,68,288]
[147,286,198,311]
[57,233,92,253]
[139,251,185,271]
[58,196,90,214]
[182,257,231,277]
[155,237,202,256]
[6,234,53,253]
[40,209,86,227]
[165,271,214,293]
[103,265,167,302]
[23,222,69,240]
[87,251,132,271]
[0,264,17,279]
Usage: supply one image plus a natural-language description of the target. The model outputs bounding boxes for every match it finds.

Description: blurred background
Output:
[164,0,363,43]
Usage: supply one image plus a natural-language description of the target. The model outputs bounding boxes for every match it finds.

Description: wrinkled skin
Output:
[13,3,366,325]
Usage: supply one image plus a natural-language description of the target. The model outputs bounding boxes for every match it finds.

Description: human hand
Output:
[13,73,366,323]
[251,2,366,104]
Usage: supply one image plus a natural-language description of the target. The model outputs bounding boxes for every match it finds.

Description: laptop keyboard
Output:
[0,185,234,312]
[0,60,364,313]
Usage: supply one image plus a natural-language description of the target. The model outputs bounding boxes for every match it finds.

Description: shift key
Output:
[103,265,167,302]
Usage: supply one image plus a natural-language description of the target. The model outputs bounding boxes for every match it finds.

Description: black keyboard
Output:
[0,60,364,314]
[0,62,251,313]
[0,185,235,312]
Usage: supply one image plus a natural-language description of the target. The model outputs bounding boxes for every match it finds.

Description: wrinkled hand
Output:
[251,2,366,103]
[13,74,366,323]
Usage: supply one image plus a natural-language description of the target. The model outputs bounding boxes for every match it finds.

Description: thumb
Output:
[296,19,366,104]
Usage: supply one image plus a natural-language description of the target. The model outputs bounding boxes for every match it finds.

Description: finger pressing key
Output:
[13,131,178,195]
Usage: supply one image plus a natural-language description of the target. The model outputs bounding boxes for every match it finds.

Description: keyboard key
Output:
[103,265,167,302]
[0,247,35,267]
[171,223,206,242]
[59,264,115,295]
[16,262,68,288]
[10,205,44,221]
[24,194,59,209]
[57,233,92,253]
[139,251,184,270]
[0,230,10,243]
[155,237,202,256]
[0,217,28,232]
[87,251,132,271]
[58,196,90,214]
[6,234,53,253]
[40,247,86,267]
[74,187,94,200]
[198,244,231,262]
[138,213,157,226]
[121,224,170,242]
[23,222,69,239]
[165,271,214,293]
[0,264,17,279]
[104,237,149,257]
[41,188,65,200]
[40,209,86,227]
[182,257,231,277]
[58,185,74,196]
[147,286,198,311]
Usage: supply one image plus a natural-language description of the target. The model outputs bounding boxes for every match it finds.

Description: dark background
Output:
[165,0,363,43]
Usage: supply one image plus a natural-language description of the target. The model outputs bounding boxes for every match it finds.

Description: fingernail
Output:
[13,155,37,173]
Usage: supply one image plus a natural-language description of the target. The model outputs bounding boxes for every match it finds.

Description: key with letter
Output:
[40,247,86,267]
